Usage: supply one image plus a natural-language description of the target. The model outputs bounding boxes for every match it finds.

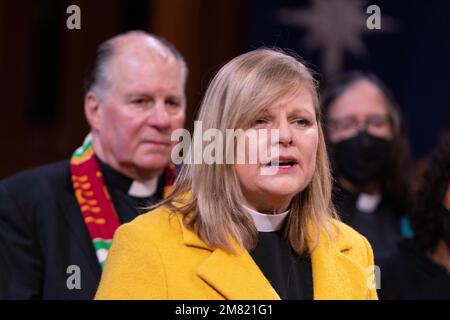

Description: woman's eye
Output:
[254,119,268,125]
[295,119,310,126]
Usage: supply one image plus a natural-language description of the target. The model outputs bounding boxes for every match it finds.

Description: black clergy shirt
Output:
[250,229,313,300]
[0,158,166,299]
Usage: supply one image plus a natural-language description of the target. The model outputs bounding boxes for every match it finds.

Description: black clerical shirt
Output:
[250,229,313,300]
[96,156,166,223]
[0,158,167,299]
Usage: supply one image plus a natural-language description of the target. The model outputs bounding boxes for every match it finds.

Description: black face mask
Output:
[330,131,392,185]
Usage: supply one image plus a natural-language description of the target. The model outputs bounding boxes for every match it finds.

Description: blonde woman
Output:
[95,49,378,300]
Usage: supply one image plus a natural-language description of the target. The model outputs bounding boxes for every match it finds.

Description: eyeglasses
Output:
[327,115,391,134]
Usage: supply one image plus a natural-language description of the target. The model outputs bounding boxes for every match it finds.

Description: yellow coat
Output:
[95,206,378,300]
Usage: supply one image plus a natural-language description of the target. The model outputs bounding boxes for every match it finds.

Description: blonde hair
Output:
[156,48,338,255]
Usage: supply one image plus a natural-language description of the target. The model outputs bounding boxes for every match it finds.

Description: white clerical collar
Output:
[128,178,158,197]
[242,204,290,232]
[356,193,382,213]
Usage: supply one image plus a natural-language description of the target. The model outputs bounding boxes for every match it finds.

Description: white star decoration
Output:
[278,0,398,78]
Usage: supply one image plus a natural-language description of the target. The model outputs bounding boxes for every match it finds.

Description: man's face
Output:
[94,51,186,179]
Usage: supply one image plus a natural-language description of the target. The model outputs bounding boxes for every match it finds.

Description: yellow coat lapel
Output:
[197,248,281,300]
[178,214,279,299]
[178,214,370,300]
[311,227,371,300]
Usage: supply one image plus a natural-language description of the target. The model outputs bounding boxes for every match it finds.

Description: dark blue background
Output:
[247,0,450,158]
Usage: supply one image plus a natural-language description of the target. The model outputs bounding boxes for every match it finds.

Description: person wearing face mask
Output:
[379,131,450,299]
[322,72,412,264]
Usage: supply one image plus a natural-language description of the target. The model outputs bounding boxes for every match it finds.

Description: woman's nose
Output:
[277,119,293,146]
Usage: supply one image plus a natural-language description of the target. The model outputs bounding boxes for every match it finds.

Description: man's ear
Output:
[84,92,102,132]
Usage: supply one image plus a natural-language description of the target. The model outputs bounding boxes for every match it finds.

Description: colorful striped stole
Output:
[70,134,175,268]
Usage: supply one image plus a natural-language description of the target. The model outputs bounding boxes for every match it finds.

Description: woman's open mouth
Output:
[261,156,299,173]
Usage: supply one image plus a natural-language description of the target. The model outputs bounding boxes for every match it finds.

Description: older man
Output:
[0,31,187,299]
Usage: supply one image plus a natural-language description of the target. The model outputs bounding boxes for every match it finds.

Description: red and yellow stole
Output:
[70,135,175,268]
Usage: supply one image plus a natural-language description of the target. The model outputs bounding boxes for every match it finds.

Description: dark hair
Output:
[321,71,412,216]
[411,131,450,252]
[84,30,188,96]
[84,38,115,94]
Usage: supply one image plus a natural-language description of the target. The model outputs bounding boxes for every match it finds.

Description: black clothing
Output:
[96,156,165,223]
[333,186,402,264]
[0,159,164,299]
[250,230,313,300]
[379,240,450,300]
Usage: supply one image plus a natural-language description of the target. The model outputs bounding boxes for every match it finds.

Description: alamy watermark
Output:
[66,5,81,30]
[367,264,381,290]
[66,264,81,290]
[366,5,381,30]
[171,121,287,176]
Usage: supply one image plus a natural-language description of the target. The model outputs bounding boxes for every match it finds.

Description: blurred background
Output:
[0,0,449,180]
